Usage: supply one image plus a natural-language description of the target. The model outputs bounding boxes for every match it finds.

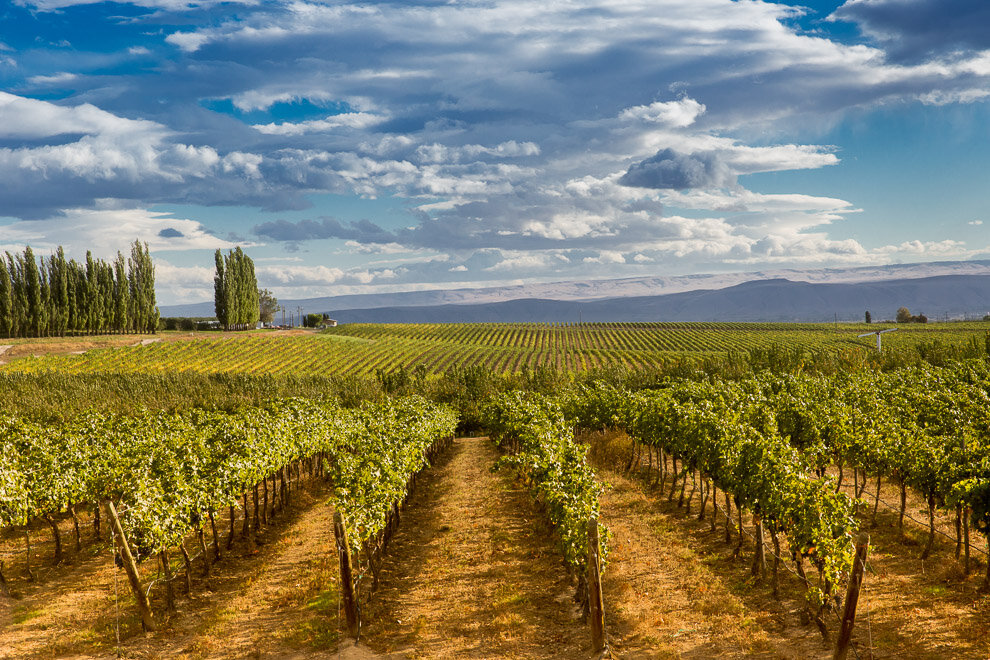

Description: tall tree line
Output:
[214,247,260,330]
[0,240,158,338]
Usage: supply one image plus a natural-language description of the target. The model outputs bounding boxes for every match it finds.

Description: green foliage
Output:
[213,247,259,330]
[0,395,456,560]
[0,242,155,338]
[258,288,279,324]
[482,391,608,575]
[327,396,458,551]
[564,379,857,609]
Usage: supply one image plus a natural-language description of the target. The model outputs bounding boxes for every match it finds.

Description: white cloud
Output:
[0,207,238,260]
[253,112,386,135]
[619,98,706,127]
[27,72,77,86]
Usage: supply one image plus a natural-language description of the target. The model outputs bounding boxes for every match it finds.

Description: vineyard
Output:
[2,326,990,658]
[1,321,987,376]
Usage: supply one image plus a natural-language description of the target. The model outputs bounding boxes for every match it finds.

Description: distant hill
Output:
[322,275,990,323]
[158,261,990,322]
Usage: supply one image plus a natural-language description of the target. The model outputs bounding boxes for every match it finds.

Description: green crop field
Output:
[2,321,986,377]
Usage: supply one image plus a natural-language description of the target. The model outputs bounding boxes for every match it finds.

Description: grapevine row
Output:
[0,395,457,624]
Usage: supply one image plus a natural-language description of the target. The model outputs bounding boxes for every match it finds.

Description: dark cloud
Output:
[619,149,734,190]
[157,227,184,238]
[832,0,990,62]
[252,217,398,243]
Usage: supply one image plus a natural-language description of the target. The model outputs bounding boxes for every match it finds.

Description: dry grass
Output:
[0,476,341,659]
[358,436,590,659]
[586,429,990,659]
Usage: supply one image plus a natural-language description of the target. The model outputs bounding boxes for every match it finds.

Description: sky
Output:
[1,0,989,306]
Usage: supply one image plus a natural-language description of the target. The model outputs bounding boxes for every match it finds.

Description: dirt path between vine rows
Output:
[355,436,590,658]
[589,430,990,660]
[0,480,343,659]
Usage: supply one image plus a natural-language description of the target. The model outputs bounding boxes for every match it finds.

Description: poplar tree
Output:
[0,259,10,338]
[214,249,227,329]
[113,251,130,333]
[213,247,260,330]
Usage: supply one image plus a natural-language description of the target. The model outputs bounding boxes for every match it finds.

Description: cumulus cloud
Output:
[619,149,736,190]
[0,207,238,260]
[0,93,270,217]
[618,98,706,127]
[6,0,990,294]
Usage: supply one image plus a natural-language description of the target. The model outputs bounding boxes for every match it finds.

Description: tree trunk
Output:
[698,478,710,521]
[160,549,176,613]
[105,500,155,631]
[964,507,971,574]
[955,503,963,560]
[625,440,638,473]
[227,505,236,550]
[836,462,844,493]
[270,472,279,516]
[280,468,289,507]
[179,544,193,595]
[93,504,101,540]
[898,480,907,531]
[23,529,34,580]
[871,475,881,527]
[45,514,63,565]
[751,514,766,579]
[657,448,666,487]
[253,483,260,535]
[921,495,935,560]
[208,508,221,561]
[724,493,733,543]
[261,477,269,525]
[733,504,745,557]
[70,504,82,552]
[198,526,211,578]
[709,483,718,532]
[770,528,781,600]
[241,491,251,539]
[668,456,679,502]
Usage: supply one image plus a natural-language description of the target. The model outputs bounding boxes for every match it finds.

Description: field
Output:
[2,323,990,659]
[1,321,987,376]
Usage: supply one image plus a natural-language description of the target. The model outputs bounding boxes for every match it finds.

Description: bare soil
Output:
[358,436,590,659]
[0,328,315,362]
[4,431,988,659]
[590,429,990,659]
[0,475,342,659]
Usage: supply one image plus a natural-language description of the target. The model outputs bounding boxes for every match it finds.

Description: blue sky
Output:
[1,0,989,305]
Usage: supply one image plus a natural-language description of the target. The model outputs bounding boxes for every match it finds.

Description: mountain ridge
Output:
[158,260,990,321]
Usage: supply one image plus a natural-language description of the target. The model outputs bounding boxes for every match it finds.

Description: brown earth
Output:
[357,435,591,659]
[0,328,315,362]
[3,432,989,659]
[0,474,341,659]
[590,429,990,660]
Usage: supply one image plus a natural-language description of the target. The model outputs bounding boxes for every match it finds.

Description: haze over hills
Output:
[159,260,990,322]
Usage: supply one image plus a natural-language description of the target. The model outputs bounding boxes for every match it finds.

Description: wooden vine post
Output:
[833,532,870,660]
[104,499,156,632]
[333,511,360,639]
[587,516,606,653]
